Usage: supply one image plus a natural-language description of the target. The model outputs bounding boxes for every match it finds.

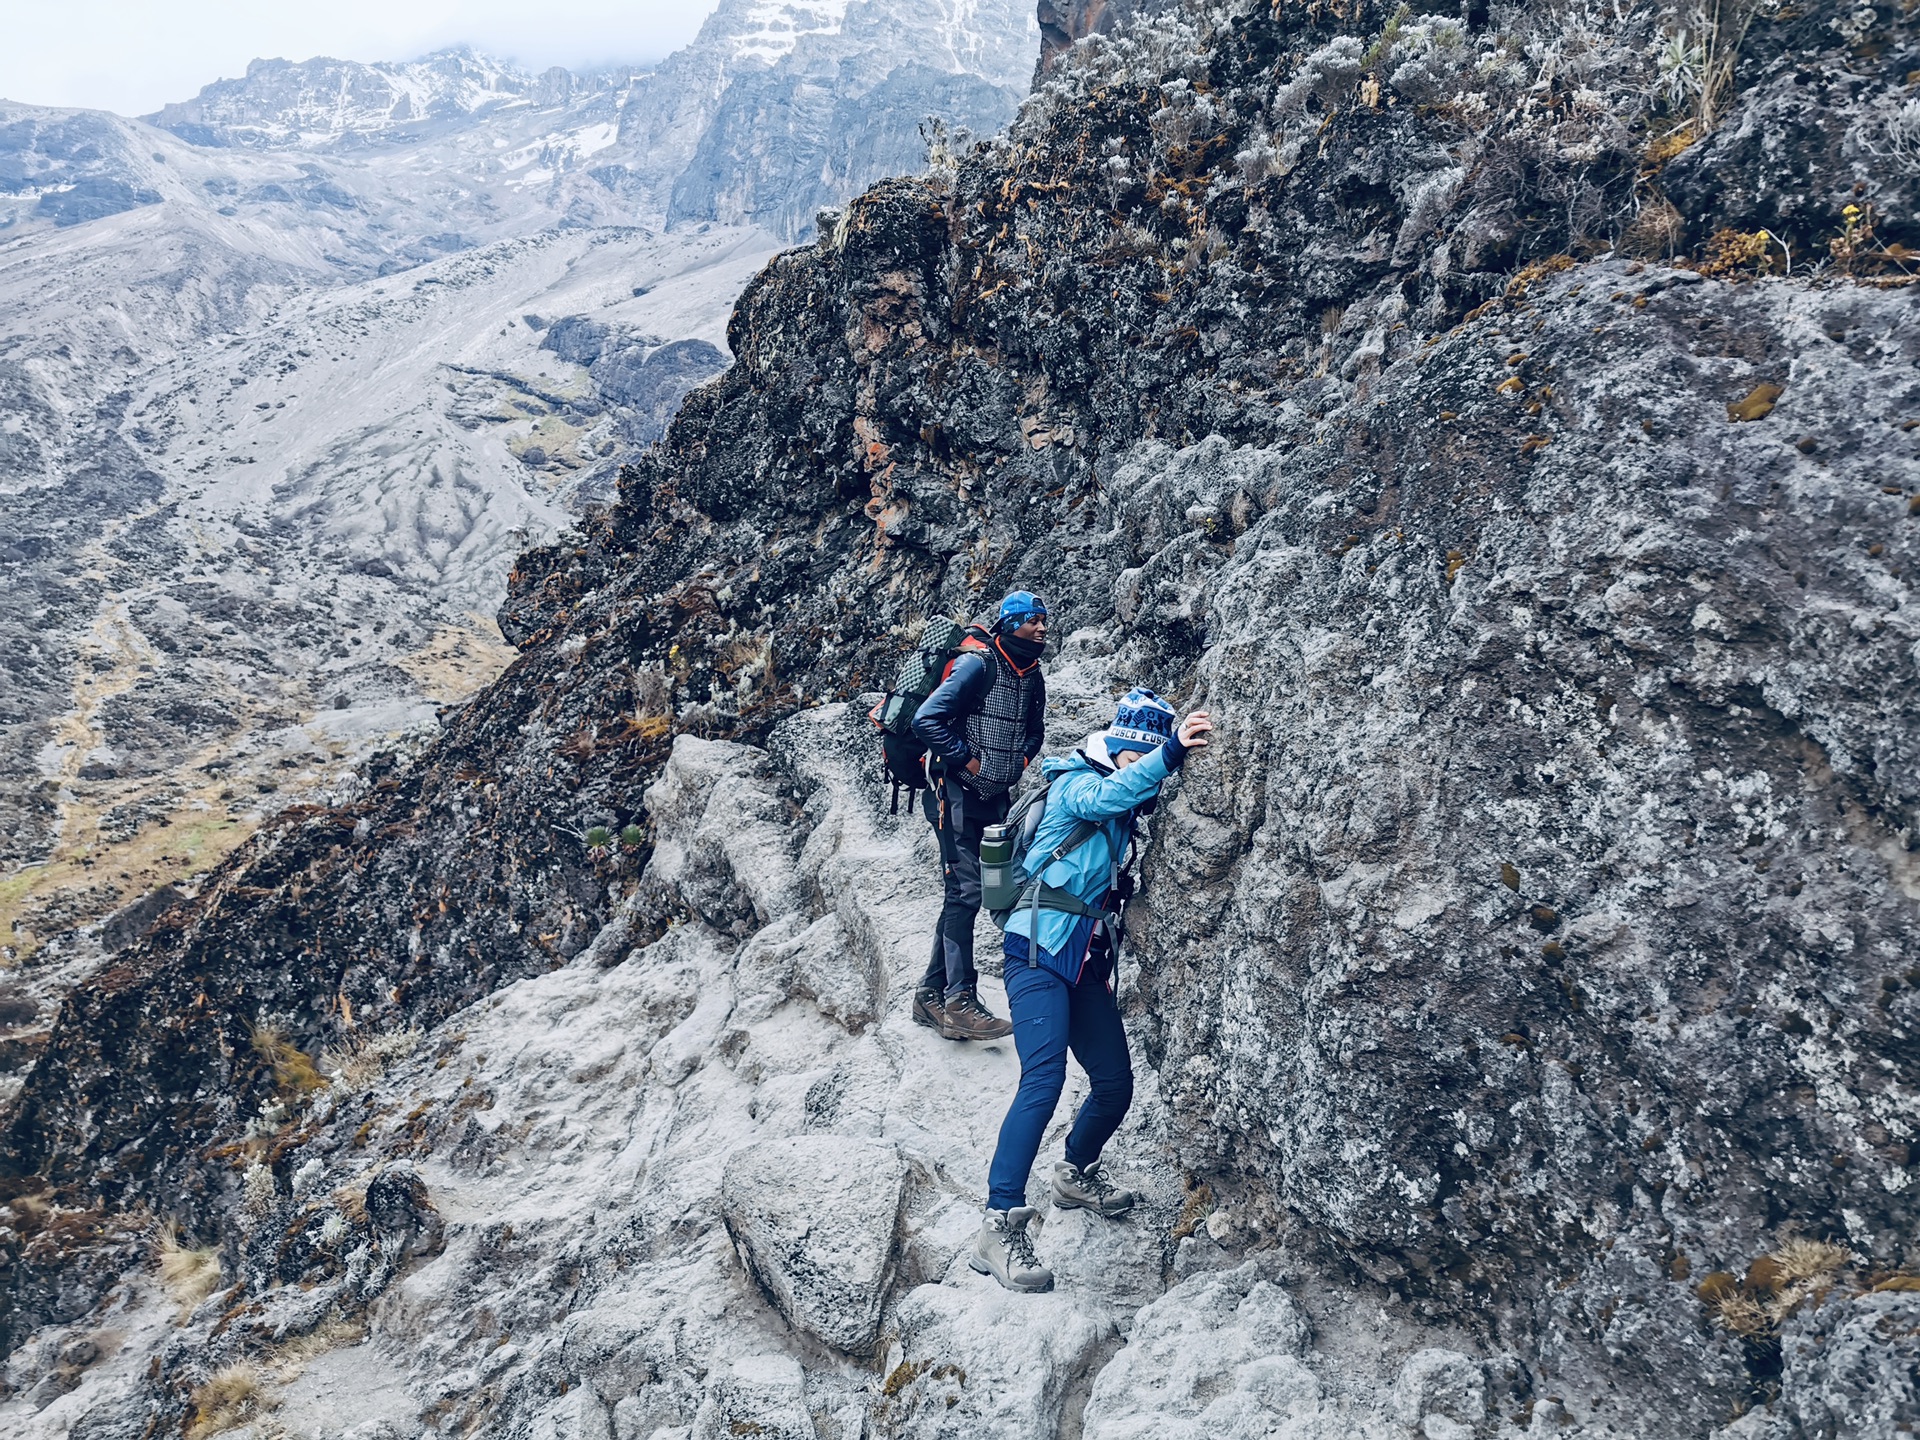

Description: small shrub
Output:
[250,1024,325,1096]
[186,1365,274,1439]
[583,826,613,852]
[1830,202,1876,273]
[1695,227,1785,277]
[241,1163,277,1216]
[156,1223,222,1319]
[320,1028,420,1093]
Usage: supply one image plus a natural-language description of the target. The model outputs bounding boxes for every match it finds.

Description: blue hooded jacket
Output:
[1003,742,1174,966]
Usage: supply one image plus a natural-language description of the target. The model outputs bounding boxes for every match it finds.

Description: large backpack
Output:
[868,616,986,813]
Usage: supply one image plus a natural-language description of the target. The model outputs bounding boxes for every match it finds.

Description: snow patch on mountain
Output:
[731,0,856,64]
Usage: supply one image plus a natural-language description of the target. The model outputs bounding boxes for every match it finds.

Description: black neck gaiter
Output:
[997,632,1046,669]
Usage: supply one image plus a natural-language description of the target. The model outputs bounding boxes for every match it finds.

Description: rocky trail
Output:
[0,691,1510,1440]
[1,0,1918,1436]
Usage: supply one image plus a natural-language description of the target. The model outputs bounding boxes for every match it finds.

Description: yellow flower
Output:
[1843,203,1862,222]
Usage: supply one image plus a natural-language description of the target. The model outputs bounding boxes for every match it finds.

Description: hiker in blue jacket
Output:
[971,688,1213,1293]
[909,592,1049,1042]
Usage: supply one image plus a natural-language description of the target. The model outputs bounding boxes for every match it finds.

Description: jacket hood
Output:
[1041,751,1105,780]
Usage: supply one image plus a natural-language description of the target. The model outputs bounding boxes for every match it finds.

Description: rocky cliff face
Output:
[3,1,1918,1437]
[665,0,1039,236]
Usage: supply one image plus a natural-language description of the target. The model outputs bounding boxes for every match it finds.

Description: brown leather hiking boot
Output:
[910,985,945,1030]
[938,988,1013,1041]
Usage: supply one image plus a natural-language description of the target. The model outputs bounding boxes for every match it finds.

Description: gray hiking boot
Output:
[910,985,945,1030]
[938,988,1013,1041]
[970,1206,1053,1292]
[1050,1160,1140,1218]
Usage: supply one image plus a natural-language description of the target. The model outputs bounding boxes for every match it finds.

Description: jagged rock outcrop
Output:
[3,0,1917,1435]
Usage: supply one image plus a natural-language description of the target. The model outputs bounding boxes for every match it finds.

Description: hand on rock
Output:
[1177,711,1213,748]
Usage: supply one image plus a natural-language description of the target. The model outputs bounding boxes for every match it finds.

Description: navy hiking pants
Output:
[920,775,1009,999]
[986,935,1134,1212]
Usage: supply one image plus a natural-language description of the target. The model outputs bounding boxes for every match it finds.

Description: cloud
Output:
[0,0,722,116]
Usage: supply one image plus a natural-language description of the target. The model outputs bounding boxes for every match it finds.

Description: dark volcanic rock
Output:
[3,1,1917,1432]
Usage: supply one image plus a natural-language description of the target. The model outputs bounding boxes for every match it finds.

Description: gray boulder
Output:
[720,1135,906,1353]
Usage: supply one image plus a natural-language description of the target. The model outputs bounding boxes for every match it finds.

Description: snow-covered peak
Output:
[143,47,623,150]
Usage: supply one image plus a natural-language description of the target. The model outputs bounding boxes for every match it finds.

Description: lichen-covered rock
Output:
[1391,1349,1488,1439]
[1772,1289,1920,1436]
[687,1354,816,1440]
[721,1135,907,1353]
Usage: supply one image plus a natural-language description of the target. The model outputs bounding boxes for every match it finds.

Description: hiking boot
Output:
[969,1207,1053,1292]
[911,985,946,1031]
[938,989,1013,1041]
[1050,1160,1140,1218]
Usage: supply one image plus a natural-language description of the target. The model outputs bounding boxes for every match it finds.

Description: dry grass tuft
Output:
[250,1024,325,1096]
[186,1364,275,1439]
[1705,1236,1857,1337]
[1620,198,1685,259]
[1168,1180,1214,1241]
[1712,1290,1771,1337]
[1771,1238,1850,1288]
[156,1222,223,1319]
[318,1028,420,1093]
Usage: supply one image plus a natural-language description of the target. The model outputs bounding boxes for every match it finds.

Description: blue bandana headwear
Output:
[995,591,1049,634]
[1103,688,1177,756]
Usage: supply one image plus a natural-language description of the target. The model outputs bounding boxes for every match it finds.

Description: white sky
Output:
[0,0,726,116]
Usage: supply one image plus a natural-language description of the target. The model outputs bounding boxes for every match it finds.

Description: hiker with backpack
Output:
[970,688,1213,1293]
[905,592,1051,1041]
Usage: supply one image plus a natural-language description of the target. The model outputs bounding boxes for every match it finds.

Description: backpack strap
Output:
[939,631,992,686]
[1020,819,1108,967]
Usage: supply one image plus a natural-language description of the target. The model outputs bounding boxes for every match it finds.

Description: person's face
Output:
[1113,747,1143,768]
[1013,613,1047,642]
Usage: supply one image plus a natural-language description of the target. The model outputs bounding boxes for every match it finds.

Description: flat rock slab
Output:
[721,1135,906,1354]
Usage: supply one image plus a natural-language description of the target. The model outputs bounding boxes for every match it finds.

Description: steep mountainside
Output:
[0,0,1038,984]
[2,1,1917,1437]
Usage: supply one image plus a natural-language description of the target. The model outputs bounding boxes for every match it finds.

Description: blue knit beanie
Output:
[1103,688,1176,755]
[995,591,1048,633]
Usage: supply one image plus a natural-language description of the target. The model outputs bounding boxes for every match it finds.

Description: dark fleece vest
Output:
[962,642,1037,797]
